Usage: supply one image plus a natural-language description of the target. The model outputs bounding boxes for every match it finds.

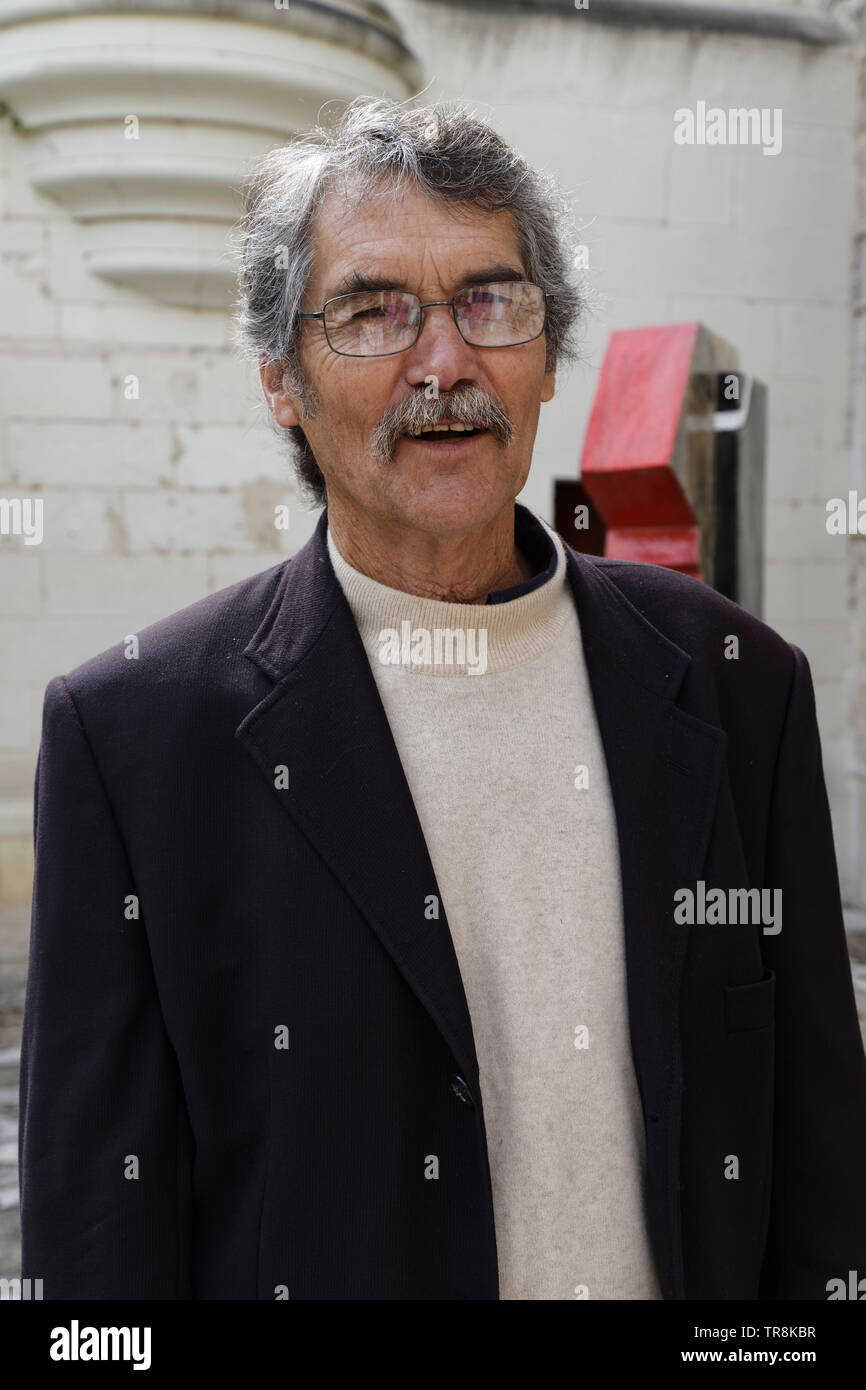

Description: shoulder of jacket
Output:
[572,550,794,670]
[55,558,289,707]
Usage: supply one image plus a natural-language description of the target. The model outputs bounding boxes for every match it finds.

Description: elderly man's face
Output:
[266,182,555,536]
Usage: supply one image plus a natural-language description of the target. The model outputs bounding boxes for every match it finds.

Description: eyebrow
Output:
[327,264,527,299]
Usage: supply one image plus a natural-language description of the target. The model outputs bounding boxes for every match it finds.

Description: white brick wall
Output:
[0,108,308,882]
[0,1,861,904]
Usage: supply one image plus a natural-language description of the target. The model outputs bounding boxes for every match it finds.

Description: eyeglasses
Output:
[298,280,547,358]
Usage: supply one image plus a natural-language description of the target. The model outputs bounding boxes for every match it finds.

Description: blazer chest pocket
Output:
[725,967,776,1033]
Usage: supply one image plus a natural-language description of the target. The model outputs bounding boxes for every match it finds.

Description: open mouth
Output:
[403,425,487,443]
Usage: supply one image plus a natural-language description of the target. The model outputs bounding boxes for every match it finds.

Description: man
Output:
[19,98,866,1300]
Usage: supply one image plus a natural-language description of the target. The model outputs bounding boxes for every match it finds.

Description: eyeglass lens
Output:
[323,281,544,356]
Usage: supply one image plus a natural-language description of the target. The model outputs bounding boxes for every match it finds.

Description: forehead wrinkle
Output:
[307,187,526,305]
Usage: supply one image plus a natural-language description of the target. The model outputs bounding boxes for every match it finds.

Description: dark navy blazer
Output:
[18,507,866,1299]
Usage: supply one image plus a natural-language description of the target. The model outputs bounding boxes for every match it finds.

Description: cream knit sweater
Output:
[326,510,662,1301]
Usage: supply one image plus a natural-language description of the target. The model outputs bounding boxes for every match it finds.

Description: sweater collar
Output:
[324,503,570,677]
[486,502,558,604]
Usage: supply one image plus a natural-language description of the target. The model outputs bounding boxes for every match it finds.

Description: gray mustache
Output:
[372,386,514,463]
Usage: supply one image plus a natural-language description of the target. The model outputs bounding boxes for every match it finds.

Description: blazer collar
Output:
[243,507,691,696]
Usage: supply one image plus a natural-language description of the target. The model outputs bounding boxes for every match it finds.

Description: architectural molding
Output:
[423,0,858,45]
[0,0,422,308]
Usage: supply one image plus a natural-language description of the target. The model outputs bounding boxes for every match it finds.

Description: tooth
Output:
[405,421,475,437]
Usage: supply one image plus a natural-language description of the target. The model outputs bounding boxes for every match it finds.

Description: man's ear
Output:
[541,358,556,403]
[259,358,303,428]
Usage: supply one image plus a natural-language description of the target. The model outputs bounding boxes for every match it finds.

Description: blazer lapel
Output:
[564,543,728,1298]
[235,510,481,1088]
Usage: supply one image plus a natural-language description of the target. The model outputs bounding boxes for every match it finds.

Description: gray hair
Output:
[232,96,586,508]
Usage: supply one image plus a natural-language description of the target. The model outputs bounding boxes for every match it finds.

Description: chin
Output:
[390,472,517,537]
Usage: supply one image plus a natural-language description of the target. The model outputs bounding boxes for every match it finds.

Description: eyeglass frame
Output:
[296,280,549,358]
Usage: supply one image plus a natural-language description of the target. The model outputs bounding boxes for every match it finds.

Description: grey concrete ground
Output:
[0,903,27,1284]
[1,905,865,1284]
[0,1045,21,1283]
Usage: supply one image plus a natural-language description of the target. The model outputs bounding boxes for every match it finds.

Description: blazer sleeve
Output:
[758,644,866,1298]
[18,674,194,1299]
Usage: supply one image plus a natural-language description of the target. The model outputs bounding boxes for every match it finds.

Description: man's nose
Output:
[404,302,479,388]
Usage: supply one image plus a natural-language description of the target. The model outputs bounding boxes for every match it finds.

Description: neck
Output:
[325,500,534,604]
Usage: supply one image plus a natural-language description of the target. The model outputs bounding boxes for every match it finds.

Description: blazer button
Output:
[450,1074,474,1106]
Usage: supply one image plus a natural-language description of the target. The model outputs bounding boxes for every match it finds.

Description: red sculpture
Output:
[579,322,721,580]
